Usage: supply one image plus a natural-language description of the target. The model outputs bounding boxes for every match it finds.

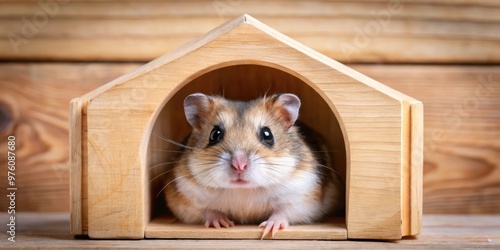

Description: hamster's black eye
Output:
[259,127,274,147]
[208,126,224,146]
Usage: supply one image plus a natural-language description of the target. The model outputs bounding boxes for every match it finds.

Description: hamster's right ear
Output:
[271,93,301,130]
[184,93,211,129]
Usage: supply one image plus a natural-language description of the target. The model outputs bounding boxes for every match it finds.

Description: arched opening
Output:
[145,63,348,238]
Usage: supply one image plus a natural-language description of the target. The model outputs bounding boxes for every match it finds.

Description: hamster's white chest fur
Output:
[175,168,323,224]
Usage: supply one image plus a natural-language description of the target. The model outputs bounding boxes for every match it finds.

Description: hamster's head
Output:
[182,93,307,189]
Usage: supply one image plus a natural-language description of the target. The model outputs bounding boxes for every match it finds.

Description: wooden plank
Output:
[86,110,147,239]
[2,0,500,17]
[401,100,424,237]
[401,100,411,236]
[69,98,82,235]
[1,213,499,249]
[351,65,500,214]
[0,62,140,214]
[145,216,346,240]
[0,0,499,63]
[410,102,424,235]
[0,63,497,217]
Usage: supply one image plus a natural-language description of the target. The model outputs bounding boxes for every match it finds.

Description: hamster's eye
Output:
[259,127,274,147]
[208,125,224,146]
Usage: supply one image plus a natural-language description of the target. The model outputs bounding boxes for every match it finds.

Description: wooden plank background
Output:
[0,63,498,213]
[0,0,499,214]
[0,0,499,63]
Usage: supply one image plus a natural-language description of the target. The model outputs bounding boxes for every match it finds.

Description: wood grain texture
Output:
[0,63,497,216]
[0,0,498,63]
[69,99,83,235]
[401,101,424,236]
[351,65,500,214]
[146,216,346,240]
[0,63,142,213]
[410,102,424,234]
[0,213,499,249]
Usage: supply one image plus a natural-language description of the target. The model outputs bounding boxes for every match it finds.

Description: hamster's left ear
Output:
[272,93,301,129]
[184,93,211,129]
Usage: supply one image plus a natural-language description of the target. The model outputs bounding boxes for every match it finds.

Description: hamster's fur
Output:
[164,93,343,238]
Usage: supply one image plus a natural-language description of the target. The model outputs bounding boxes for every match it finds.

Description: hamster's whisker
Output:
[219,144,231,156]
[193,167,216,176]
[188,164,227,184]
[152,132,197,150]
[250,154,262,161]
[301,160,346,184]
[220,156,231,162]
[301,160,335,170]
[259,168,303,199]
[264,162,293,167]
[284,158,345,185]
[187,166,222,188]
[148,160,184,170]
[149,168,177,184]
[308,149,341,153]
[266,160,345,187]
[156,174,188,198]
[189,159,221,166]
[198,151,230,162]
[198,174,220,189]
[149,148,185,153]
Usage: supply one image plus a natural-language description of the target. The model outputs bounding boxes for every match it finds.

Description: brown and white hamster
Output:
[164,93,343,238]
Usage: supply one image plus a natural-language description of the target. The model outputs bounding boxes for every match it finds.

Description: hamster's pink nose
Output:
[231,153,248,172]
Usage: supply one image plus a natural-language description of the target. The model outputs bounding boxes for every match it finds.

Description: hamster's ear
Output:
[272,93,301,129]
[184,93,211,129]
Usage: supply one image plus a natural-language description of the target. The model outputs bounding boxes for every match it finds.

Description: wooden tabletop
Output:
[0,213,499,249]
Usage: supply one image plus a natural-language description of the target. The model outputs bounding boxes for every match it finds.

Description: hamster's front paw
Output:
[258,214,289,239]
[204,209,235,228]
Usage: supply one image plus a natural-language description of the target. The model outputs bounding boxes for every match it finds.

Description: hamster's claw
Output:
[204,210,235,228]
[204,219,234,228]
[259,219,289,239]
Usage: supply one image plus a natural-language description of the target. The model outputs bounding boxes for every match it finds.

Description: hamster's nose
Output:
[231,152,248,173]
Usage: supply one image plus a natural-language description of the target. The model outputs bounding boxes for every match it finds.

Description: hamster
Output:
[164,93,343,239]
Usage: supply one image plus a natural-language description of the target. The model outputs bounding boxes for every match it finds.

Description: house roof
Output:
[79,14,418,104]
